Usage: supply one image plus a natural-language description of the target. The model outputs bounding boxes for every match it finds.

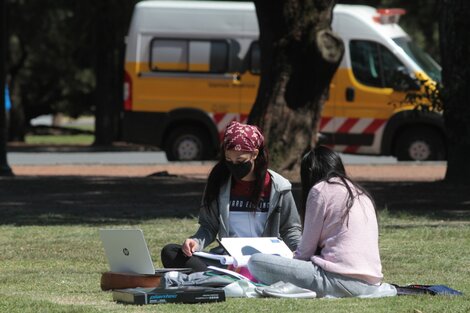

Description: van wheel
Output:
[164,127,211,161]
[394,127,446,161]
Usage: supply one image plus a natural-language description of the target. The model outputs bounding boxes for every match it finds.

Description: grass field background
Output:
[4,119,470,311]
[25,118,95,145]
[25,134,94,145]
[0,211,469,313]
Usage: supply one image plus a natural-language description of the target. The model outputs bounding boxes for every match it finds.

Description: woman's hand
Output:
[182,239,199,257]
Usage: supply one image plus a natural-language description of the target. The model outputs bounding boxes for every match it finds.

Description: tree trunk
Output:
[93,48,118,146]
[439,0,470,184]
[93,2,121,146]
[6,7,27,142]
[8,103,26,141]
[249,0,343,171]
[93,1,133,146]
[0,0,13,176]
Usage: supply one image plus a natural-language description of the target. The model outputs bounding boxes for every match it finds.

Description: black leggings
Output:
[160,243,209,272]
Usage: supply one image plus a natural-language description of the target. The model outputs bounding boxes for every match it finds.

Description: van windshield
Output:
[393,37,441,83]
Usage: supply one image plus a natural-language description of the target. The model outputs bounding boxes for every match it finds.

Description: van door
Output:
[135,38,241,120]
[333,39,407,154]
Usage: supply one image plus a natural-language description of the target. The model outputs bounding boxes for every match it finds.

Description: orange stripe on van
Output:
[320,117,332,129]
[337,118,359,133]
[213,113,226,125]
[319,117,388,154]
[363,119,386,134]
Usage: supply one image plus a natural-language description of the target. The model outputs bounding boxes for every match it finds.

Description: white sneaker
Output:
[255,281,285,296]
[262,282,317,299]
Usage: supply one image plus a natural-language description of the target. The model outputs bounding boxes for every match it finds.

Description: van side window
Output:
[150,40,189,71]
[208,41,229,73]
[350,40,405,88]
[150,39,228,73]
[380,46,407,88]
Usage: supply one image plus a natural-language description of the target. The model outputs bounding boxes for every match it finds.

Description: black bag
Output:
[393,284,463,296]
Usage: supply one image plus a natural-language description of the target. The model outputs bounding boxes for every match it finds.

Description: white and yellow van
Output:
[122,1,444,161]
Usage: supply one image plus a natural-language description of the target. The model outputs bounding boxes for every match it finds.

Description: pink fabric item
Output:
[227,264,258,282]
[294,179,383,285]
[223,121,264,152]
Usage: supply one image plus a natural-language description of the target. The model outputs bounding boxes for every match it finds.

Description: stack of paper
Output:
[193,252,251,267]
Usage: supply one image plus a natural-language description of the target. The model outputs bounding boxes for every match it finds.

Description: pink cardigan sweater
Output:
[294,179,383,285]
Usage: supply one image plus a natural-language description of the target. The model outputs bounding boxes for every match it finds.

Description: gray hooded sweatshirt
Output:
[191,169,302,252]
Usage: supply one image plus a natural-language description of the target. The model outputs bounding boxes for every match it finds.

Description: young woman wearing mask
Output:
[160,121,301,272]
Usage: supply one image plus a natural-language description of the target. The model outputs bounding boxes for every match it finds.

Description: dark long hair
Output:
[300,145,375,226]
[203,145,269,211]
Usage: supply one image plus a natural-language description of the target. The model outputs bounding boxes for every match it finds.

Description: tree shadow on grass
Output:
[361,181,470,221]
[0,176,469,226]
[0,176,206,226]
[290,180,470,222]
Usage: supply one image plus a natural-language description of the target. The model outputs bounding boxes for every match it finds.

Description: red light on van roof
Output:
[374,8,406,24]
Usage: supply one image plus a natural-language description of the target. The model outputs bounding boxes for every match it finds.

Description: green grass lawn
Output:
[0,213,469,313]
[25,123,95,145]
[25,134,95,145]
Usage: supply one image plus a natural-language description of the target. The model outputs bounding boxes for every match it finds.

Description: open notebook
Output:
[194,237,293,267]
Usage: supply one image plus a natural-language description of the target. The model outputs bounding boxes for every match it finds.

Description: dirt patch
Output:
[11,164,213,179]
[11,163,446,182]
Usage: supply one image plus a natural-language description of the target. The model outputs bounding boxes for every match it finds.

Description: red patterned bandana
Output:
[223,121,264,152]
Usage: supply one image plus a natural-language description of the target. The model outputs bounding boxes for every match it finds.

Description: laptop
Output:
[219,237,293,259]
[99,228,190,275]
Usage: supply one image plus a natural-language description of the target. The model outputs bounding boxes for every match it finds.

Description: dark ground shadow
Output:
[361,181,470,221]
[0,176,469,226]
[0,176,206,226]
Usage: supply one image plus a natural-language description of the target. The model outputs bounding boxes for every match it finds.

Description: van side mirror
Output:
[391,66,420,92]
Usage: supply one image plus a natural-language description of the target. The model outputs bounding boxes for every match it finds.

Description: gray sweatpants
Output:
[248,253,396,298]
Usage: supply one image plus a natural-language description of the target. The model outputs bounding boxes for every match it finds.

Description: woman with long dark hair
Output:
[161,121,301,272]
[248,146,396,298]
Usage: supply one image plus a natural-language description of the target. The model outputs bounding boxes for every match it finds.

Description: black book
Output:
[112,286,226,305]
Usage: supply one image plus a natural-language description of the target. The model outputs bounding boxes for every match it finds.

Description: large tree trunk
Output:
[93,1,135,145]
[92,2,123,146]
[6,8,27,142]
[439,0,470,184]
[93,48,120,146]
[93,26,117,145]
[7,102,26,141]
[0,0,13,176]
[249,0,343,171]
